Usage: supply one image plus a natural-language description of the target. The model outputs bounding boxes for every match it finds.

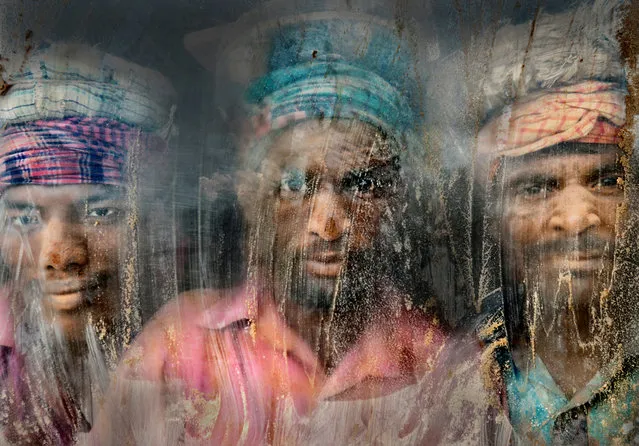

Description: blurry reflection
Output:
[90,3,487,444]
[0,43,176,444]
[472,3,639,443]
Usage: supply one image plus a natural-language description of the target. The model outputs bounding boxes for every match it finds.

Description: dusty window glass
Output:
[0,0,636,445]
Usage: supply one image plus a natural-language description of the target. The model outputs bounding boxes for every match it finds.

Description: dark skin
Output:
[1,184,127,349]
[501,143,624,397]
[244,119,399,370]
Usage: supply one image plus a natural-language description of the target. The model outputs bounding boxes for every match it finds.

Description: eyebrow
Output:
[347,157,400,176]
[506,161,624,188]
[343,165,394,181]
[505,172,556,191]
[584,163,624,183]
[3,191,123,210]
[84,192,123,205]
[2,200,37,211]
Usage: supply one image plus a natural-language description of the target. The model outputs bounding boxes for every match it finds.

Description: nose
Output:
[548,185,602,235]
[39,218,89,277]
[308,189,350,242]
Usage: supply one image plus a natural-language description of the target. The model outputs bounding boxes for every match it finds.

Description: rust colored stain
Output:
[618,2,639,156]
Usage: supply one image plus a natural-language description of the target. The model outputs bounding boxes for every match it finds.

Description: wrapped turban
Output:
[185,9,431,169]
[0,42,176,192]
[478,81,625,159]
[0,117,168,189]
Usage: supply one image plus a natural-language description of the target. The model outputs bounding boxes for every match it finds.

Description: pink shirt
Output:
[0,289,13,348]
[96,286,448,444]
[0,289,83,445]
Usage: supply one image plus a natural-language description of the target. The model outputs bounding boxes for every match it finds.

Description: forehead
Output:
[502,144,622,179]
[265,120,393,171]
[2,184,123,204]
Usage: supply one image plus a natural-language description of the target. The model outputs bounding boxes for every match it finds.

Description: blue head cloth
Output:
[242,17,424,149]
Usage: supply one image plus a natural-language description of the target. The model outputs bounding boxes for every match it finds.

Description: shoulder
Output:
[0,287,14,348]
[140,286,249,336]
[121,286,250,380]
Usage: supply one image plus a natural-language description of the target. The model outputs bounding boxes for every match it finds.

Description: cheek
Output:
[274,199,308,243]
[0,232,41,275]
[597,198,622,230]
[85,227,124,321]
[86,226,123,271]
[504,205,547,250]
[348,200,384,249]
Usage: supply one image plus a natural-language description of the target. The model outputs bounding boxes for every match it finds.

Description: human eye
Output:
[352,175,377,198]
[593,171,624,193]
[514,178,558,200]
[11,213,40,228]
[343,169,394,199]
[85,205,123,224]
[521,184,545,196]
[7,210,41,230]
[279,169,308,196]
[88,207,115,218]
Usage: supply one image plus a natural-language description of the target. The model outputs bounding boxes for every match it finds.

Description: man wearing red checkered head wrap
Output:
[469,1,639,443]
[0,42,176,445]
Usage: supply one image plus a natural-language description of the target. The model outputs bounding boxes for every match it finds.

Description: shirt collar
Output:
[510,353,624,428]
[195,287,444,400]
[0,289,14,348]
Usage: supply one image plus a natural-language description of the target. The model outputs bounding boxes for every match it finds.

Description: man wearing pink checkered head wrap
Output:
[0,42,176,444]
[470,2,639,443]
[478,80,625,159]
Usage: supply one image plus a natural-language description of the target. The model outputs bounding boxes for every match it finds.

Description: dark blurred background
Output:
[0,0,583,303]
[0,0,581,174]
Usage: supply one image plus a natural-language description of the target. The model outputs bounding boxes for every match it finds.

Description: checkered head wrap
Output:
[245,62,414,147]
[0,117,168,191]
[230,16,426,171]
[478,81,625,159]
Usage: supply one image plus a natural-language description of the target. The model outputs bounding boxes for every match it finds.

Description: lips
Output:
[546,250,604,261]
[44,292,86,312]
[305,251,344,277]
[567,250,604,261]
[42,279,87,296]
[307,251,343,263]
[544,251,608,273]
[41,279,101,312]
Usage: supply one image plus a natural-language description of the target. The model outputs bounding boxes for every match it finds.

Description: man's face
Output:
[258,120,398,309]
[502,144,624,313]
[0,184,126,342]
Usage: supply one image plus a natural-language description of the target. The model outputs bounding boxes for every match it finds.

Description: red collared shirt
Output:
[100,285,448,444]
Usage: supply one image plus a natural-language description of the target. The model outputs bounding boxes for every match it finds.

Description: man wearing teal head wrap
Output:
[92,9,491,445]
[236,14,424,163]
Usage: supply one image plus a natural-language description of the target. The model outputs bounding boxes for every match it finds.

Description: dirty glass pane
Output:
[0,0,636,444]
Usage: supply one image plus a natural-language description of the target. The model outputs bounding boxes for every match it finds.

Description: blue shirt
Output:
[507,355,639,443]
[475,290,639,444]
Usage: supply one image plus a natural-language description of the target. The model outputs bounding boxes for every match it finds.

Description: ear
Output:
[199,174,234,202]
[234,169,263,215]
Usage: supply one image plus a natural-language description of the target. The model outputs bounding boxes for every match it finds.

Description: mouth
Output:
[305,252,345,277]
[44,291,86,312]
[41,279,101,312]
[568,250,604,261]
[545,251,607,273]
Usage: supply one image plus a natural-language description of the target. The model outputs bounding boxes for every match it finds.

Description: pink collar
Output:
[0,289,14,348]
[195,287,446,400]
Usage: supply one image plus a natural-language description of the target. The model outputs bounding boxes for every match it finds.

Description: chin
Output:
[59,323,86,343]
[287,274,339,310]
[306,271,338,287]
[536,270,603,306]
[47,313,89,343]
